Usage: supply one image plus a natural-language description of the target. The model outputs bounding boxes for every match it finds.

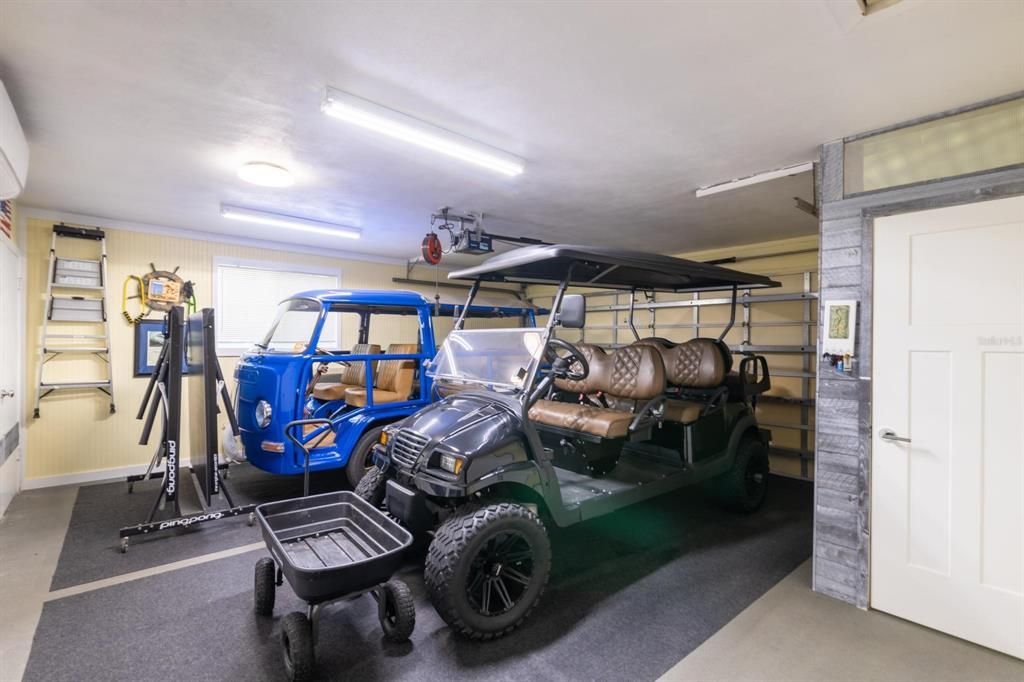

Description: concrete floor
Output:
[0,486,76,682]
[660,561,1024,682]
[2,484,1022,682]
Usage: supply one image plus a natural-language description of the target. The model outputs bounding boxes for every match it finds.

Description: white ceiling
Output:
[1,1,1021,261]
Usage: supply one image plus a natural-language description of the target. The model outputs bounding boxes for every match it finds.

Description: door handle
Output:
[879,428,911,443]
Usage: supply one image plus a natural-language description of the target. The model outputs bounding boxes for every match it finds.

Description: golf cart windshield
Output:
[429,328,546,392]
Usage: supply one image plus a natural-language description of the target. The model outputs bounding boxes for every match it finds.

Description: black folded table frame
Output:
[118,307,254,551]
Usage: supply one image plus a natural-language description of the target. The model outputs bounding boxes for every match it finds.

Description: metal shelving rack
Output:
[528,269,818,479]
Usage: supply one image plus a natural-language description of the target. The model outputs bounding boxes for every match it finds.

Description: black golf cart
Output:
[356,244,778,640]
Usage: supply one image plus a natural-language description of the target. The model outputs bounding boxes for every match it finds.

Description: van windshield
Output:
[428,328,545,392]
[259,299,323,352]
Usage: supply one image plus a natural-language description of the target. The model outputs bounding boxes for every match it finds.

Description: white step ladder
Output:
[33,224,115,417]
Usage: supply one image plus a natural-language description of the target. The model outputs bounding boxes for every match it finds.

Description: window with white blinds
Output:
[213,259,340,354]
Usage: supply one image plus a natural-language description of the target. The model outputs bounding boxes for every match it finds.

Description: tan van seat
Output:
[345,343,419,407]
[312,343,381,401]
[528,343,665,438]
[302,422,336,448]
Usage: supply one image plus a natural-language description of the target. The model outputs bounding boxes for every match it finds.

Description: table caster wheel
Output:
[120,537,129,553]
[248,512,256,526]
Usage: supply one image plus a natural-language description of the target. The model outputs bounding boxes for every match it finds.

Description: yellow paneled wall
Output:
[23,217,415,482]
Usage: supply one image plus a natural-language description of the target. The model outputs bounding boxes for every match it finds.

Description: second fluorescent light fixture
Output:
[321,87,525,177]
[695,161,815,198]
[221,204,361,240]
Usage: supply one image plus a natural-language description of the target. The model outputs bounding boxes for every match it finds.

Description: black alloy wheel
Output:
[466,530,535,616]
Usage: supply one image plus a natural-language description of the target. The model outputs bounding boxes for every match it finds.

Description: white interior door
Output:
[0,238,21,515]
[872,195,1024,658]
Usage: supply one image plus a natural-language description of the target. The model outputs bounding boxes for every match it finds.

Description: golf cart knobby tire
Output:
[254,557,276,616]
[378,579,416,642]
[280,611,314,682]
[717,435,769,513]
[346,425,384,488]
[425,502,551,640]
[354,465,387,507]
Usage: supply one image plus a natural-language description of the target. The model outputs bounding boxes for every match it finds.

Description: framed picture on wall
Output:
[133,317,188,376]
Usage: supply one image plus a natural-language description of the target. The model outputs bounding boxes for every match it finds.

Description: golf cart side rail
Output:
[447,244,780,292]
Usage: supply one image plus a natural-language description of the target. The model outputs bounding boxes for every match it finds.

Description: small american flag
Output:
[0,200,11,239]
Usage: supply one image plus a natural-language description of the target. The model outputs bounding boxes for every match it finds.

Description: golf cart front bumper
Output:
[372,443,471,499]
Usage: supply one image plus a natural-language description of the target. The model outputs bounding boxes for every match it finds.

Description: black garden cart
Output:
[254,490,415,681]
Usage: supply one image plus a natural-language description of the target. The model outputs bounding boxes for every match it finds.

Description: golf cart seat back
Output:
[345,344,418,407]
[633,337,729,388]
[312,343,382,401]
[634,337,731,424]
[530,343,665,439]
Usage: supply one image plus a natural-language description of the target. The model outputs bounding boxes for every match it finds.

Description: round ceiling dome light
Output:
[237,162,294,187]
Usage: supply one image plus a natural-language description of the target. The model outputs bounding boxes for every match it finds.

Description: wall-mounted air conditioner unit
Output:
[0,80,29,200]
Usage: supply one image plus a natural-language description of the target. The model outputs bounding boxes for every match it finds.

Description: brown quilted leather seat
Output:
[634,338,728,424]
[634,338,727,387]
[345,343,419,406]
[528,343,665,438]
[312,343,381,401]
[661,400,703,423]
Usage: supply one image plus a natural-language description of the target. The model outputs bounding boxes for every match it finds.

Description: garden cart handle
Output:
[285,418,334,497]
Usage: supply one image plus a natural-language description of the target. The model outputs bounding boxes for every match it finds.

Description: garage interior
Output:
[0,2,1022,681]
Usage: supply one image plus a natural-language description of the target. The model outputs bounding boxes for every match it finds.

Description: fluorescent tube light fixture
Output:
[220,204,361,240]
[321,87,525,177]
[695,161,815,198]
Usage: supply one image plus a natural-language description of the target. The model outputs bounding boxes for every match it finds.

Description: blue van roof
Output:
[286,289,536,316]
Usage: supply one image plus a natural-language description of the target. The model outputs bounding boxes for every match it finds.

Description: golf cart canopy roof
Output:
[287,288,536,317]
[449,244,780,292]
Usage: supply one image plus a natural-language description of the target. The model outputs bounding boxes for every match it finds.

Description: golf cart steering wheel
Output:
[545,338,589,382]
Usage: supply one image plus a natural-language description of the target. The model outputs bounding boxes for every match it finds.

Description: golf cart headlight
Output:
[255,400,272,429]
[439,452,465,475]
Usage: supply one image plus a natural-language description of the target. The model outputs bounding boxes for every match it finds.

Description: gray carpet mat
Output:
[49,463,348,591]
[28,476,811,681]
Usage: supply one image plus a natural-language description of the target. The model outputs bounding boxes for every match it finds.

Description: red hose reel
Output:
[421,233,443,265]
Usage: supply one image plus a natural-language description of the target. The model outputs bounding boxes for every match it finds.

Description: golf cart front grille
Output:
[391,429,429,469]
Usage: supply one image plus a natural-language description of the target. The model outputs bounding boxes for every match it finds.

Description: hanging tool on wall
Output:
[122,274,148,323]
[143,264,185,311]
[121,264,197,324]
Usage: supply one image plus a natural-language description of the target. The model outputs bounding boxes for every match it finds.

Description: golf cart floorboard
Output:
[554,449,686,509]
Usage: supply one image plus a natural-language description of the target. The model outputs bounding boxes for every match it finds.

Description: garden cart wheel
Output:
[281,611,314,682]
[254,557,276,616]
[378,579,416,642]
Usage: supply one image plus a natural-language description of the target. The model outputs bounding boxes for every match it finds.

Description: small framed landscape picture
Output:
[823,299,857,356]
[134,318,188,376]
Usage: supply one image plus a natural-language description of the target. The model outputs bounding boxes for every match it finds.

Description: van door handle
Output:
[879,428,911,443]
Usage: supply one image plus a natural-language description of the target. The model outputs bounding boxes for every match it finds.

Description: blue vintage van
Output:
[234,289,536,486]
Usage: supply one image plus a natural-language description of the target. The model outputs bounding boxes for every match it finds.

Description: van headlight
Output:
[255,400,272,428]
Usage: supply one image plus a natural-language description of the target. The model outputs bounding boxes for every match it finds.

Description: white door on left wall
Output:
[0,236,22,516]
